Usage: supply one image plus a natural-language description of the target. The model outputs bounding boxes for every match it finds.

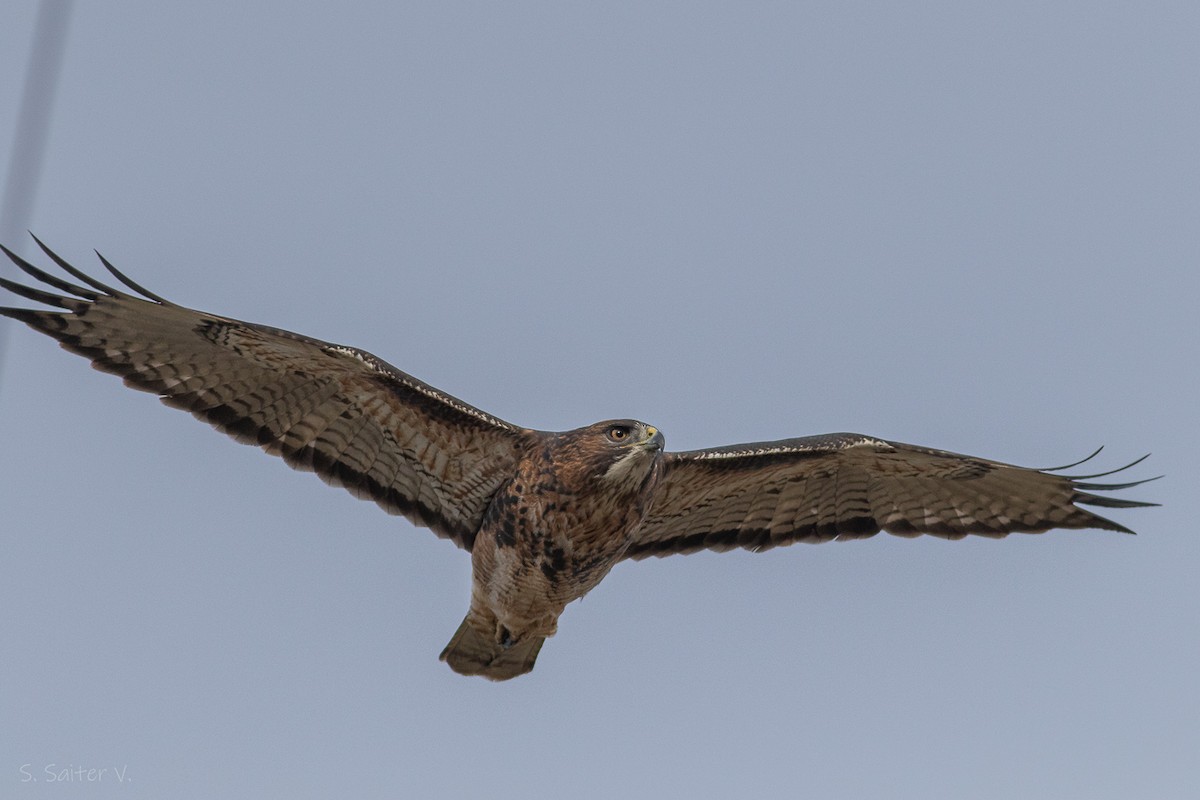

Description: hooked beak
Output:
[643,426,665,451]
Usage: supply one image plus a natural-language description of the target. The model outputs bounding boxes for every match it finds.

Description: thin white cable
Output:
[0,0,75,383]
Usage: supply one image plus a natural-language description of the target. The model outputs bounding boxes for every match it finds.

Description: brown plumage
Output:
[0,239,1157,680]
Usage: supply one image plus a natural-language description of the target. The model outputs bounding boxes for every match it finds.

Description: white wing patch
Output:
[686,435,891,460]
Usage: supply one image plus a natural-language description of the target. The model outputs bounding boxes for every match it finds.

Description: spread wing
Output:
[624,433,1156,559]
[0,239,540,549]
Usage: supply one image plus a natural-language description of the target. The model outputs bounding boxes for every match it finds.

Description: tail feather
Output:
[439,616,545,681]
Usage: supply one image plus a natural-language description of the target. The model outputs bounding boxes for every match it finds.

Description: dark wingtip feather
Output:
[1063,452,1153,480]
[1074,474,1163,492]
[28,233,125,296]
[1075,491,1160,510]
[1037,445,1104,472]
[1088,514,1137,535]
[0,305,69,332]
[1,241,99,300]
[0,305,38,323]
[94,249,172,304]
[0,276,77,309]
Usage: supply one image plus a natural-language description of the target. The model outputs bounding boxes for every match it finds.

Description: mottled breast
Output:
[475,420,665,605]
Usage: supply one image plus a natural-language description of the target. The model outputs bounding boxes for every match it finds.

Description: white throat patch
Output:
[601,448,654,484]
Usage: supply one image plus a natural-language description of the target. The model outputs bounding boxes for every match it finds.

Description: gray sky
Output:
[1,3,1196,798]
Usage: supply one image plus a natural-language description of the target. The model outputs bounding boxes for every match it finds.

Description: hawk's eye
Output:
[607,426,630,442]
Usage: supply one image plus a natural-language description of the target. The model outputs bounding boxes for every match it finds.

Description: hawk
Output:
[0,238,1156,680]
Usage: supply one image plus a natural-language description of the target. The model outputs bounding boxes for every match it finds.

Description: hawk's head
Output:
[553,419,665,492]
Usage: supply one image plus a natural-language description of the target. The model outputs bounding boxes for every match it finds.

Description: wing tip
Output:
[93,248,172,304]
[3,235,170,306]
[1055,450,1159,534]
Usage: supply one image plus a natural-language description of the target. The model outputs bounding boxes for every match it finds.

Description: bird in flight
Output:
[0,238,1156,680]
